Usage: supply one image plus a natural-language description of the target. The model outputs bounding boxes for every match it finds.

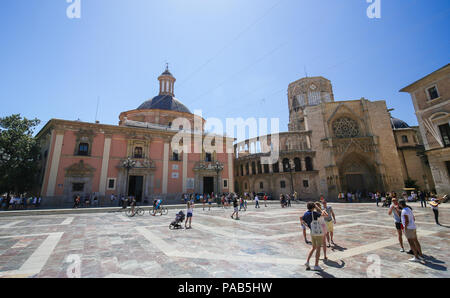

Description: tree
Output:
[0,114,41,195]
[404,178,419,190]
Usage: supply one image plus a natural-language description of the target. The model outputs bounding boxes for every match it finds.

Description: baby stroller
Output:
[169,211,185,230]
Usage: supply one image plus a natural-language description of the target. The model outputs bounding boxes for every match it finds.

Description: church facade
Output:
[36,68,235,206]
[234,76,431,200]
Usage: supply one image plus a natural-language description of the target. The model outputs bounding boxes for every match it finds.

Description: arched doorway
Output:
[338,154,378,195]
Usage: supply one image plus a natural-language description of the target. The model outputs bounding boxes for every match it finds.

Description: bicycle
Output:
[125,206,145,217]
[150,206,169,216]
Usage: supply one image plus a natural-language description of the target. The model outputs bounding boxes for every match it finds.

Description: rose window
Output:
[333,117,360,138]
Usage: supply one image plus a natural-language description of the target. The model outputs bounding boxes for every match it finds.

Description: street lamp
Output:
[122,157,136,198]
[212,161,224,196]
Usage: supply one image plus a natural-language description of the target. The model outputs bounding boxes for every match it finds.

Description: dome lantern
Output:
[158,64,176,96]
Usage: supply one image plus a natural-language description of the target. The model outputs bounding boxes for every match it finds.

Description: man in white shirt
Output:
[399,200,423,262]
[254,195,260,208]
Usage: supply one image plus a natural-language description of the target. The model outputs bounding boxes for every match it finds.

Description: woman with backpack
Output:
[300,202,329,271]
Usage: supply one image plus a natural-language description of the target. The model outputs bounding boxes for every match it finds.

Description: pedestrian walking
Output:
[202,194,206,211]
[255,194,260,209]
[418,191,427,208]
[347,192,352,203]
[208,195,213,211]
[231,197,240,220]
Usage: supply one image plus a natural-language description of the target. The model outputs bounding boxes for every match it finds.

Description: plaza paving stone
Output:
[0,202,448,278]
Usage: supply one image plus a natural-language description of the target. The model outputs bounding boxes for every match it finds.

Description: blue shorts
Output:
[187,212,193,218]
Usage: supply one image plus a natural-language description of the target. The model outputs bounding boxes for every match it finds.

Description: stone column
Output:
[99,135,112,196]
[46,130,65,197]
[162,143,169,194]
[228,153,234,193]
[182,152,188,193]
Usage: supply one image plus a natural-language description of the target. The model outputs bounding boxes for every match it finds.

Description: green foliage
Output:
[404,178,419,190]
[0,114,41,195]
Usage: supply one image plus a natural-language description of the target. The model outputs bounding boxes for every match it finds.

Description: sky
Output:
[0,0,449,140]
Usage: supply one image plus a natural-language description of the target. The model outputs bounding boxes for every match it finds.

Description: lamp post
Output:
[122,157,136,198]
[212,161,224,196]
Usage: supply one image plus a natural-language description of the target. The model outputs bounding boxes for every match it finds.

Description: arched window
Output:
[294,158,301,172]
[240,164,244,176]
[134,147,143,158]
[245,163,249,176]
[272,162,279,173]
[282,158,291,172]
[257,161,262,174]
[78,143,89,156]
[332,117,360,138]
[305,157,313,171]
[251,162,256,175]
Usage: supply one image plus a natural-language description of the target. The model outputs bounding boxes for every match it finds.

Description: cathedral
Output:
[234,76,434,200]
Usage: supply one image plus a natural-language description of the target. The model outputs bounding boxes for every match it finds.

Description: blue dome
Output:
[137,95,192,114]
[161,69,173,77]
[391,117,410,129]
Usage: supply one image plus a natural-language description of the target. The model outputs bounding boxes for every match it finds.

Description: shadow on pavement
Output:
[331,244,347,252]
[315,271,336,278]
[423,255,445,264]
[324,259,345,269]
[421,261,447,271]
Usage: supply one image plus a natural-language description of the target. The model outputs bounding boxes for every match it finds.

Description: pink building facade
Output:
[36,68,235,205]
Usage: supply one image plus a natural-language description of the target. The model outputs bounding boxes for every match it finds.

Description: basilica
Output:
[36,67,235,207]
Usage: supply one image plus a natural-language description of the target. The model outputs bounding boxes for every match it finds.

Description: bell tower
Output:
[158,64,176,96]
[287,76,334,131]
